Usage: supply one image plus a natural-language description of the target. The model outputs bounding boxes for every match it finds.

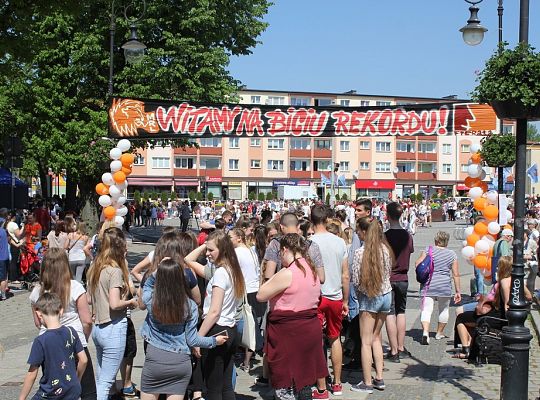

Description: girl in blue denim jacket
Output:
[140,258,228,399]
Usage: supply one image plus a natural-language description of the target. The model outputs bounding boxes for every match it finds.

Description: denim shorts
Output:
[357,291,392,314]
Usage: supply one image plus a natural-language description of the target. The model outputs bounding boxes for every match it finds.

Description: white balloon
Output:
[116,206,128,217]
[505,210,513,221]
[461,246,475,260]
[462,240,468,247]
[98,195,112,207]
[110,147,122,160]
[470,143,481,153]
[110,160,122,172]
[109,185,121,199]
[117,139,131,152]
[114,216,124,227]
[486,190,498,204]
[467,163,482,178]
[464,226,474,237]
[474,239,490,255]
[117,196,127,205]
[101,172,115,186]
[116,181,128,190]
[468,187,483,200]
[481,235,495,248]
[487,221,501,235]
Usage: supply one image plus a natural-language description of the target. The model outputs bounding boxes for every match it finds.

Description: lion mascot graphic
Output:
[109,98,160,136]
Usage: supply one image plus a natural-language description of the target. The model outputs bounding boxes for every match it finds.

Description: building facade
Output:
[127,89,515,200]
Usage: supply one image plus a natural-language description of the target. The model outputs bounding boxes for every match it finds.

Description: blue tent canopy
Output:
[0,168,27,187]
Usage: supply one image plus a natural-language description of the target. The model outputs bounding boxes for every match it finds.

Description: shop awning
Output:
[355,179,395,190]
[456,184,469,191]
[175,180,199,186]
[128,178,173,186]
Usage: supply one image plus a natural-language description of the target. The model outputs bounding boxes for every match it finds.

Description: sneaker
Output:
[435,333,447,340]
[311,388,330,399]
[421,334,430,345]
[239,363,250,373]
[331,383,343,396]
[0,291,6,301]
[384,352,400,363]
[121,384,137,397]
[399,348,412,358]
[372,378,385,391]
[254,376,269,387]
[350,382,373,394]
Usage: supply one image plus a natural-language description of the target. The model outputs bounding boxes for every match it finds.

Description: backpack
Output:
[416,246,434,284]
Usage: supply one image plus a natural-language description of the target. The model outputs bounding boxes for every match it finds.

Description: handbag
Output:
[416,246,434,284]
[240,292,256,351]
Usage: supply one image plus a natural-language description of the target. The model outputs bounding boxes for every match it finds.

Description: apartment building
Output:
[127,89,514,200]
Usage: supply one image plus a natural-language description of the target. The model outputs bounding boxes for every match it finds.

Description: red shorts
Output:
[317,297,343,339]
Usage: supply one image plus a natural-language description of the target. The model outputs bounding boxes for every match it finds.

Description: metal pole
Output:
[497,0,504,194]
[108,0,116,97]
[10,136,14,211]
[330,139,336,207]
[500,1,532,399]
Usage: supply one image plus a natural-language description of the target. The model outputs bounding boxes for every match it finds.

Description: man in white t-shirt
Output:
[310,205,349,399]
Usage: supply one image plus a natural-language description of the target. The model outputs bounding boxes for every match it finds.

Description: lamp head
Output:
[122,24,146,64]
[460,4,487,46]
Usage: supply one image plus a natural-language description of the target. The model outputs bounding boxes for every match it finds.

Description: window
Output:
[291,138,310,150]
[267,160,284,171]
[443,163,452,174]
[503,125,513,134]
[200,137,221,147]
[314,160,331,171]
[339,140,350,151]
[360,100,370,106]
[228,159,239,170]
[133,154,145,165]
[291,97,309,106]
[376,101,391,106]
[229,137,239,148]
[375,141,391,152]
[397,162,415,172]
[375,162,391,172]
[461,164,469,172]
[360,141,370,149]
[251,159,261,169]
[340,99,350,106]
[315,139,332,150]
[315,98,333,106]
[290,160,309,171]
[339,161,349,172]
[200,157,221,169]
[360,161,369,170]
[442,143,452,154]
[461,143,470,153]
[267,96,285,105]
[268,139,285,149]
[419,142,436,153]
[174,157,195,169]
[152,157,170,169]
[250,138,261,147]
[418,163,436,173]
[396,142,415,152]
[250,95,261,104]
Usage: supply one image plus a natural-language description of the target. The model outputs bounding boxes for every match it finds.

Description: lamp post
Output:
[108,0,147,97]
[461,1,532,399]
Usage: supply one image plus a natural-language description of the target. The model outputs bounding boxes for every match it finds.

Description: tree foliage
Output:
[528,123,540,142]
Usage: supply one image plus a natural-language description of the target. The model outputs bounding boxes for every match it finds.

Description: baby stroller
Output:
[19,241,45,291]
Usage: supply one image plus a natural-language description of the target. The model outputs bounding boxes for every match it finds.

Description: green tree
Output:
[257,192,265,201]
[326,192,331,204]
[207,192,214,202]
[170,191,177,200]
[528,123,540,142]
[161,190,169,202]
[133,190,141,204]
[0,1,270,229]
[334,193,340,201]
[248,192,256,201]
[341,193,348,201]
[188,191,196,201]
[196,191,203,201]
[266,192,274,201]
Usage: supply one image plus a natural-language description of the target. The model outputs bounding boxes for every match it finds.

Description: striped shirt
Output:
[422,246,457,297]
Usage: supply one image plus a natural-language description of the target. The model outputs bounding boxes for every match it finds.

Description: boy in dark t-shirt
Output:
[19,293,87,400]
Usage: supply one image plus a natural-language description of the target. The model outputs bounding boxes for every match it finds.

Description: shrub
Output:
[258,192,265,201]
[207,192,214,201]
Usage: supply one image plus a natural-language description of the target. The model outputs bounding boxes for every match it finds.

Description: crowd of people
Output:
[3,191,537,399]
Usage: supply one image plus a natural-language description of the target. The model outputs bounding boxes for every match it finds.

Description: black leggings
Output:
[9,246,20,281]
[202,324,237,400]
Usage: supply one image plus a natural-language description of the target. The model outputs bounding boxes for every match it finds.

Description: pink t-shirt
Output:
[270,258,321,312]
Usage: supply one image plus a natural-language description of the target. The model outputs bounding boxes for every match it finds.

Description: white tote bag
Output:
[241,293,256,351]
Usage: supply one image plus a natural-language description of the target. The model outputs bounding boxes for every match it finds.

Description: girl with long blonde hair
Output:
[86,227,138,399]
[64,217,89,283]
[351,219,394,394]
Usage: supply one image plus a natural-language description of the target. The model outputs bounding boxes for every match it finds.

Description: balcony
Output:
[173,168,198,177]
[396,172,415,180]
[290,170,312,179]
[313,149,332,158]
[203,169,222,178]
[417,172,436,180]
[199,147,222,155]
[418,135,437,141]
[290,149,312,158]
[417,152,437,162]
[396,151,416,160]
[174,146,198,155]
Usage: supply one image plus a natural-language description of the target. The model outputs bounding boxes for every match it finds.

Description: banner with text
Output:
[108,97,498,139]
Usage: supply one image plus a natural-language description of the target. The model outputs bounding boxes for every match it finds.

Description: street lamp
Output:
[459,0,488,46]
[108,0,147,96]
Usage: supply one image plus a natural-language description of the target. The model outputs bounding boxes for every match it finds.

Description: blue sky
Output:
[228,1,540,100]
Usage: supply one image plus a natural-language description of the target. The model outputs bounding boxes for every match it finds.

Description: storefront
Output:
[127,177,173,199]
[174,179,199,198]
[248,181,274,197]
[395,184,415,199]
[355,179,395,199]
[205,177,223,199]
[225,181,243,200]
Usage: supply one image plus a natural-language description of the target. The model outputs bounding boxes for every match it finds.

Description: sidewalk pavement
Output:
[1,221,540,399]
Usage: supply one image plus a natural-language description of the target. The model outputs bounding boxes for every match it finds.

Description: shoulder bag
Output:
[240,292,256,351]
[416,246,434,285]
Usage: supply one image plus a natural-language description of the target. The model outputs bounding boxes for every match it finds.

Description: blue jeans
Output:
[92,318,127,400]
[474,267,485,296]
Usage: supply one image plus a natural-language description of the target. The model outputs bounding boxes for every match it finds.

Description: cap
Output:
[527,219,538,225]
[501,228,514,237]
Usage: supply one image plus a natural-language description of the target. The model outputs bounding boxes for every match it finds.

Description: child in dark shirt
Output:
[19,292,87,400]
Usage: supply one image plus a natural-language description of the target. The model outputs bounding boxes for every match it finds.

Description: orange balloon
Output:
[464,176,481,188]
[474,254,490,269]
[103,206,116,220]
[479,182,489,193]
[489,247,494,257]
[121,166,132,176]
[470,153,482,164]
[113,171,126,183]
[96,183,109,195]
[483,205,499,220]
[474,221,489,236]
[474,197,487,211]
[467,233,481,247]
[120,153,135,167]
